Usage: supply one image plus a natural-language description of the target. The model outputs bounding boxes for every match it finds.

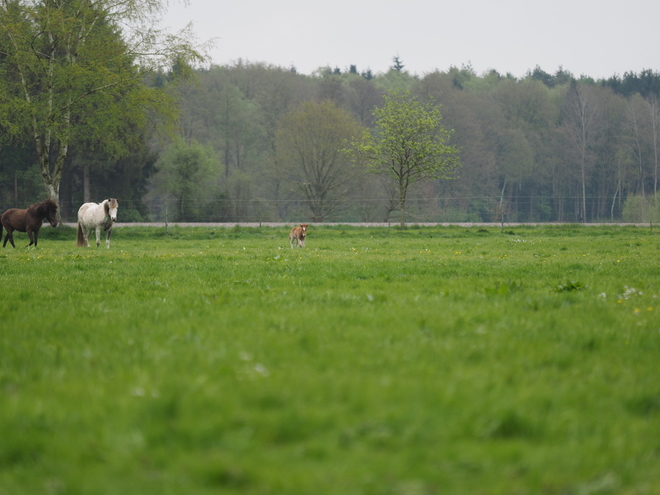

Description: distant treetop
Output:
[391,56,405,72]
[602,69,660,98]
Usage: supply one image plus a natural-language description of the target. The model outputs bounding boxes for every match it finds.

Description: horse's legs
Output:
[95,226,101,247]
[27,229,36,247]
[82,226,91,247]
[105,227,112,249]
[4,228,16,248]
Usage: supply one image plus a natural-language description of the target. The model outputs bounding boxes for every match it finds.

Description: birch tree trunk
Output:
[563,82,599,222]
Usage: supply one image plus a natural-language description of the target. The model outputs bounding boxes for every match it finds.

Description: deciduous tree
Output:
[0,0,206,217]
[149,138,221,221]
[649,96,660,200]
[346,90,460,226]
[275,100,364,221]
[562,81,601,221]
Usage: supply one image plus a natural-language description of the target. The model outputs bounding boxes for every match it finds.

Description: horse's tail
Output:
[76,222,85,247]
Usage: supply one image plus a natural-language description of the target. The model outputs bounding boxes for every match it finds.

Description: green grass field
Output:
[1,225,659,494]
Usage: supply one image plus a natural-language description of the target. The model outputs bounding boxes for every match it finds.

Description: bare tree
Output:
[625,94,652,196]
[649,96,660,201]
[275,101,365,221]
[562,82,601,221]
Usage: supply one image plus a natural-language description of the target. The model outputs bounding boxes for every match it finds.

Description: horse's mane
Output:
[27,199,58,216]
[102,198,118,217]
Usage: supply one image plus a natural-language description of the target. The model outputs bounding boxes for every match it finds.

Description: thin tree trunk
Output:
[650,98,659,203]
[499,178,507,232]
[580,127,587,222]
[83,162,91,202]
[611,180,620,221]
[399,177,408,227]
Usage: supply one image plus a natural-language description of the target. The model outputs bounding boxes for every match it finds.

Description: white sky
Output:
[162,0,660,79]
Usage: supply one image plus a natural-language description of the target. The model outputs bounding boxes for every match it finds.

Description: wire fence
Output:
[5,193,656,224]
[58,222,657,231]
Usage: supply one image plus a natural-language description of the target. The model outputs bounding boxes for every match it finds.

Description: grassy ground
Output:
[1,225,659,494]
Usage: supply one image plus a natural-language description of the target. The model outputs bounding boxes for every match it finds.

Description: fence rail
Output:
[4,193,656,224]
[59,222,657,229]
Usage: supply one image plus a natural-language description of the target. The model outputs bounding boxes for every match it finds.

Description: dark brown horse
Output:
[1,199,58,248]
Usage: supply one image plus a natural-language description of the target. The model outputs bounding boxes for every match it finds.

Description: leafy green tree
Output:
[275,100,365,221]
[0,0,205,216]
[374,69,416,93]
[346,90,460,226]
[622,193,660,223]
[150,139,222,221]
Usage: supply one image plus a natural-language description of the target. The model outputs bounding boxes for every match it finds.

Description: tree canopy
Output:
[3,52,660,224]
[346,90,460,226]
[148,138,221,222]
[0,0,206,217]
[276,100,365,221]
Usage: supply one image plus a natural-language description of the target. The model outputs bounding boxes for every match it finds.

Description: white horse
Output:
[76,198,118,249]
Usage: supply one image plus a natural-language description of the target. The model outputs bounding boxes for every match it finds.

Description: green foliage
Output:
[484,281,524,295]
[555,280,588,292]
[0,0,204,206]
[603,69,660,99]
[5,42,660,224]
[119,208,145,223]
[1,225,660,493]
[0,159,43,207]
[346,89,461,226]
[149,139,222,222]
[622,194,660,223]
[275,100,365,221]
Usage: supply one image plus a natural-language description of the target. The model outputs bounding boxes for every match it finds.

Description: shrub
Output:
[119,208,144,222]
[622,194,660,223]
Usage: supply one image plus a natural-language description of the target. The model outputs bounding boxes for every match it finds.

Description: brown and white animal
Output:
[77,198,118,248]
[289,224,308,248]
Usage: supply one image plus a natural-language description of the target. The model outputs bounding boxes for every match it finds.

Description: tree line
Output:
[2,2,660,225]
[156,62,657,224]
[131,63,660,223]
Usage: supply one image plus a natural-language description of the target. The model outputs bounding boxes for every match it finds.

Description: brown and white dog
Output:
[289,224,308,248]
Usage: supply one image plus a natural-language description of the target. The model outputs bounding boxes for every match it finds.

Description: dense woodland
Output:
[2,60,660,223]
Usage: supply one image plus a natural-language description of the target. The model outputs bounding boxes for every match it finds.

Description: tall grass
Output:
[1,225,659,494]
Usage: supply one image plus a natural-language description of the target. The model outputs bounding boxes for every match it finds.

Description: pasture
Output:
[1,225,659,494]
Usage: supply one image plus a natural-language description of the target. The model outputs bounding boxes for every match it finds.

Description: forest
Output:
[2,58,660,224]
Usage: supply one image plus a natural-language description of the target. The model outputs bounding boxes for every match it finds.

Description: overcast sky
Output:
[162,0,660,80]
